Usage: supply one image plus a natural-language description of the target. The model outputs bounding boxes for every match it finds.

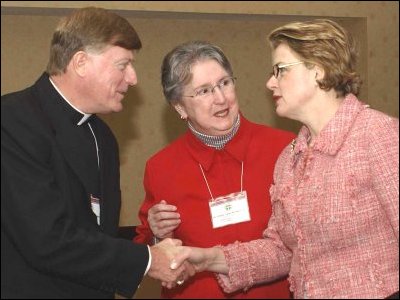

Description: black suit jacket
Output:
[1,73,148,298]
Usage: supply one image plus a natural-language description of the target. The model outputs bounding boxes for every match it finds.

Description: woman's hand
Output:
[148,200,181,239]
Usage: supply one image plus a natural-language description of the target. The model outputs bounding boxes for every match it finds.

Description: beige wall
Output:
[1,2,398,298]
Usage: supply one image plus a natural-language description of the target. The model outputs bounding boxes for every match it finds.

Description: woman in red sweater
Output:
[134,41,295,298]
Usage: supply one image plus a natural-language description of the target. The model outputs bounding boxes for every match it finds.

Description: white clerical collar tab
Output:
[77,114,92,126]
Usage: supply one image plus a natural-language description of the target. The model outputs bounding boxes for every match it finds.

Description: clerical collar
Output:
[49,77,92,126]
[188,114,240,150]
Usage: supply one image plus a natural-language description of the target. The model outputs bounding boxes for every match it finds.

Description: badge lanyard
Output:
[199,161,244,199]
[200,162,251,228]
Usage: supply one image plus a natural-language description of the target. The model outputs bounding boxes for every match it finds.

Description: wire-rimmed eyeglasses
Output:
[183,76,236,100]
[272,61,304,79]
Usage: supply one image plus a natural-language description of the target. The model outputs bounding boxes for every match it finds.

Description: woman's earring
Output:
[180,115,186,120]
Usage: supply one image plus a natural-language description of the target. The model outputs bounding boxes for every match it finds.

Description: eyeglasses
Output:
[272,61,304,79]
[183,76,236,100]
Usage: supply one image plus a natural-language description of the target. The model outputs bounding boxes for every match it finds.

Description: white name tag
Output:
[209,191,251,228]
[90,194,101,225]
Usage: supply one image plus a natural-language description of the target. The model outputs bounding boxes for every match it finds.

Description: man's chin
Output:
[112,106,123,113]
[97,105,123,115]
[111,101,124,113]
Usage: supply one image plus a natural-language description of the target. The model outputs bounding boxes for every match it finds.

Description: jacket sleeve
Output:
[215,147,293,293]
[368,113,399,242]
[215,212,292,293]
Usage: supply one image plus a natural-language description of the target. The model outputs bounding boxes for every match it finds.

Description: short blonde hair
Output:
[269,19,362,97]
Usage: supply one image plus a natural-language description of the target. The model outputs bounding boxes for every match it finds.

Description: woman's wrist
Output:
[208,247,228,274]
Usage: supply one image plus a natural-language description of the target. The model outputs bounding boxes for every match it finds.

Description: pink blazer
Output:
[217,94,399,298]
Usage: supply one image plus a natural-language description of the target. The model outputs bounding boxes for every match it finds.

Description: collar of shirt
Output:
[185,112,252,171]
[49,77,92,126]
[188,114,240,150]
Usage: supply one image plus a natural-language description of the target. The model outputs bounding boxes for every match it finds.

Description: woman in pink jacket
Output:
[134,41,294,298]
[172,19,399,299]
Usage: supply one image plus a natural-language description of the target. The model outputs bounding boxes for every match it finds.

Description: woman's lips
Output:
[214,108,229,117]
[273,95,281,102]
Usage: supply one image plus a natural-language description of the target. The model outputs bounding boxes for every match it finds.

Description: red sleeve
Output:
[133,163,156,245]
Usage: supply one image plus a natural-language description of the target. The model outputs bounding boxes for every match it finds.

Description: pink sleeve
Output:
[215,223,292,293]
[369,115,399,241]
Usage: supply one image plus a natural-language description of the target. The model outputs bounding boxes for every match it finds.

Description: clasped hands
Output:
[147,238,210,289]
[146,200,218,288]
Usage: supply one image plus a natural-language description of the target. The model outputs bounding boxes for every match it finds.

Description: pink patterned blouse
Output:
[217,94,399,298]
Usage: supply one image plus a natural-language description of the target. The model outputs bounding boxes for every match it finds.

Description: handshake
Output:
[147,238,224,289]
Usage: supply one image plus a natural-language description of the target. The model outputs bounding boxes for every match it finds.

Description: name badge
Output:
[90,194,101,225]
[209,191,251,228]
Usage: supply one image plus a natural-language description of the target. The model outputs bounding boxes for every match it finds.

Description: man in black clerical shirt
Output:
[1,7,190,299]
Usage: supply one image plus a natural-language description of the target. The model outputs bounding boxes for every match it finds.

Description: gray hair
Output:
[161,41,233,104]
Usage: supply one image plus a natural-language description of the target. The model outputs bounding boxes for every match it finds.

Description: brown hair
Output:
[47,7,141,75]
[269,19,362,97]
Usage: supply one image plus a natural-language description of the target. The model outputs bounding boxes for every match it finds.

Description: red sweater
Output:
[134,115,295,298]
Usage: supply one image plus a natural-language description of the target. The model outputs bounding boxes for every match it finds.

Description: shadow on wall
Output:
[161,104,187,144]
[99,87,145,164]
[273,114,302,134]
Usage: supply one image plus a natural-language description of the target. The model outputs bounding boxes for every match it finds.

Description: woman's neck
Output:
[188,115,240,149]
[304,93,344,142]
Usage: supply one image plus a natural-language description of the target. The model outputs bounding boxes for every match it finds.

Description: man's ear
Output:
[71,51,89,77]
